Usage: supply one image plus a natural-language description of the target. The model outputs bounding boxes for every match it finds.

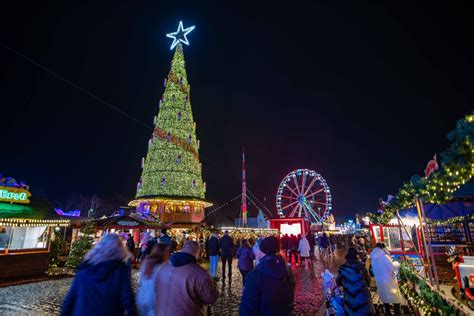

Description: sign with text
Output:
[0,186,31,204]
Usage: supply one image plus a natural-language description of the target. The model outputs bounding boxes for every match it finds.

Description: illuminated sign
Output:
[55,208,81,217]
[0,186,31,204]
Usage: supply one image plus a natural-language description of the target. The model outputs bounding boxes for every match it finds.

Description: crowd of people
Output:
[61,228,404,316]
[61,229,296,316]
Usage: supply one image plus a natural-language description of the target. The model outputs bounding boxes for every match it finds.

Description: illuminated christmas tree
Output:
[130,22,211,225]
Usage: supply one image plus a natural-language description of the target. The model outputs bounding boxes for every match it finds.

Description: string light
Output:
[205,194,242,217]
[0,218,70,227]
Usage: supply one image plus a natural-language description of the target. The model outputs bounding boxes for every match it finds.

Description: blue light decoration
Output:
[55,208,81,217]
[166,21,195,50]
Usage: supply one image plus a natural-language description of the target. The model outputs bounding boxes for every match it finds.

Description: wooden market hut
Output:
[0,187,70,279]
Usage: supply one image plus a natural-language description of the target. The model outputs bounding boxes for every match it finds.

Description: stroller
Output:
[322,269,344,316]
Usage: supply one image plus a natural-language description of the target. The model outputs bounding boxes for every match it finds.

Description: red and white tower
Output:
[241,147,247,226]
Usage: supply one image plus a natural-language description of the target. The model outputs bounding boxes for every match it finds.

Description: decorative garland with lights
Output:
[370,113,474,224]
[399,262,464,315]
[0,218,70,227]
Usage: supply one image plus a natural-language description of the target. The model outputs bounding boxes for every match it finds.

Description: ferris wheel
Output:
[276,169,332,224]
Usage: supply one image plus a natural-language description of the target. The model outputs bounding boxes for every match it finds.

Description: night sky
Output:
[1,2,473,220]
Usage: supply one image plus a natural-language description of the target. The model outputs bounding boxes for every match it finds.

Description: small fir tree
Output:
[66,222,95,268]
[49,231,66,267]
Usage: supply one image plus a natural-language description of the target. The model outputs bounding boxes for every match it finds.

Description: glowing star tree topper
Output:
[166,21,195,50]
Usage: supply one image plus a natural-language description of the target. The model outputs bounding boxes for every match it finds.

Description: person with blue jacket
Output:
[239,236,295,316]
[236,239,255,283]
[61,234,136,316]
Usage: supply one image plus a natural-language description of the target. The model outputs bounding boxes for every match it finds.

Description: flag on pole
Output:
[424,154,439,178]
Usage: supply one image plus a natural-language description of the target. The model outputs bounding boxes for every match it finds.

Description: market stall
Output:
[0,176,69,279]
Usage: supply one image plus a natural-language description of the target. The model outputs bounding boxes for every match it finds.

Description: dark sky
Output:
[1,1,473,219]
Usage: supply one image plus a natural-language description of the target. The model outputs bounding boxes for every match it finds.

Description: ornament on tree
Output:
[178,112,181,121]
[164,78,167,87]
[161,176,166,188]
[141,157,145,168]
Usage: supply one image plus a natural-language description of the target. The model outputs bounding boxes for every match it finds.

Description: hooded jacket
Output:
[336,258,375,316]
[154,252,218,316]
[239,254,295,316]
[61,260,135,316]
[369,247,402,304]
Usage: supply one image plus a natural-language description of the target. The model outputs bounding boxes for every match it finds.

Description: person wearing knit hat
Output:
[240,236,295,315]
[259,236,280,255]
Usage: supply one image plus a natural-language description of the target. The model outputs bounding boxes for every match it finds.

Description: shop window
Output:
[0,226,48,250]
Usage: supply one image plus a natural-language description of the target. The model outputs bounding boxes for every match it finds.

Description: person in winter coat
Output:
[154,240,218,316]
[298,236,311,270]
[61,234,136,316]
[355,238,368,263]
[126,233,135,256]
[239,236,295,316]
[252,236,265,266]
[236,239,255,283]
[281,234,290,260]
[220,230,234,278]
[306,232,316,259]
[336,247,375,316]
[288,234,299,266]
[158,228,172,248]
[208,231,220,278]
[136,243,169,316]
[370,243,402,315]
[319,233,329,260]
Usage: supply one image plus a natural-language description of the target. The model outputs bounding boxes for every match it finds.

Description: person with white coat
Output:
[370,243,402,315]
[298,236,311,270]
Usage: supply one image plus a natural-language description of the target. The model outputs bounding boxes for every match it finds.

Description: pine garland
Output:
[399,263,463,315]
[369,113,474,224]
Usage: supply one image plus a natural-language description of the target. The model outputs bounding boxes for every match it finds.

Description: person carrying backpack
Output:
[239,236,295,316]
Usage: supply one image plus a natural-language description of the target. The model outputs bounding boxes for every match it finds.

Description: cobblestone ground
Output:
[0,253,334,315]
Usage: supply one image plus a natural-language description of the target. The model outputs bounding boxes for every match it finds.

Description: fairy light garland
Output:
[0,218,70,227]
[246,188,274,218]
[370,112,474,224]
[205,194,242,217]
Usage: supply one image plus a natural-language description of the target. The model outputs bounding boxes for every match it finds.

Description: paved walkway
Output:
[0,251,344,315]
